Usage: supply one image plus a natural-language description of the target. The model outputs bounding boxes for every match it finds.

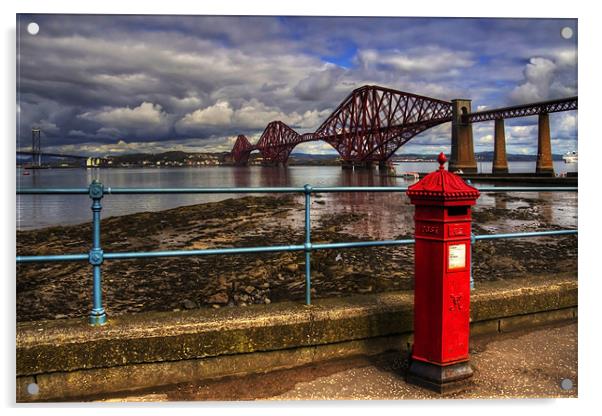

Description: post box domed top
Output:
[407,153,480,203]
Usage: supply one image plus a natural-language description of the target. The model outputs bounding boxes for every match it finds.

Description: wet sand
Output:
[16,193,577,322]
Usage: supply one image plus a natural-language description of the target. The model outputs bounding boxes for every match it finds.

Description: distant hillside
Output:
[474,151,564,162]
[109,151,230,163]
[20,150,565,167]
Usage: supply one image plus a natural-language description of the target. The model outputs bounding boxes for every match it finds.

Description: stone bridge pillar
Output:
[449,99,477,174]
[493,119,509,175]
[341,160,354,170]
[378,161,396,174]
[354,161,375,170]
[536,113,554,175]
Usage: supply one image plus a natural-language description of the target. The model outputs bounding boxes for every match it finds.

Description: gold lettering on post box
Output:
[420,225,439,234]
[449,225,467,236]
[449,294,463,311]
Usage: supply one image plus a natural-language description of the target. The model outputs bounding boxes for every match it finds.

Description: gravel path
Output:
[95,320,577,401]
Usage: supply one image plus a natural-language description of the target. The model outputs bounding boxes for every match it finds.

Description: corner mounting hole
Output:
[561,27,573,40]
[560,378,573,390]
[27,22,40,35]
[27,382,39,395]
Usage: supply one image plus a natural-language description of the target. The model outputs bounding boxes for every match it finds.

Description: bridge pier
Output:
[536,113,554,176]
[354,161,376,170]
[378,161,396,174]
[493,119,509,175]
[449,99,477,174]
[261,161,287,167]
[341,160,354,170]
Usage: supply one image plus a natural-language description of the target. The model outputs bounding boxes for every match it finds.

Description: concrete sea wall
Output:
[16,274,577,402]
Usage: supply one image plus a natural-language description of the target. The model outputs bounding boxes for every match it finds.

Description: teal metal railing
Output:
[17,183,578,325]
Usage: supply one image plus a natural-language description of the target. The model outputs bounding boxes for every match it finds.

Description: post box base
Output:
[407,359,473,394]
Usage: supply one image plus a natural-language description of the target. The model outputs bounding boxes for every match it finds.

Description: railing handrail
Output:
[17,231,580,264]
[16,182,578,326]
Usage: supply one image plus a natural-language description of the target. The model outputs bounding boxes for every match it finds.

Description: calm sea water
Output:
[16,161,577,231]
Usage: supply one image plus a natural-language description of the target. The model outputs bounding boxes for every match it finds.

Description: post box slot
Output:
[447,206,467,216]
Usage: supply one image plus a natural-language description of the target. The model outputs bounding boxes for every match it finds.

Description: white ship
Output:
[562,151,578,163]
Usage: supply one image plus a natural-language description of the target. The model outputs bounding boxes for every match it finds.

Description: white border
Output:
[2,1,600,415]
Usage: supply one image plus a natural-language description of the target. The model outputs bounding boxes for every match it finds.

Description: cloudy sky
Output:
[16,15,577,157]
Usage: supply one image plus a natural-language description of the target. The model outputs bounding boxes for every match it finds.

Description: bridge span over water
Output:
[229,85,577,175]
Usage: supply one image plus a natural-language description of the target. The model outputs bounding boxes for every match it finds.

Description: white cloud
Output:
[510,58,556,103]
[67,129,90,138]
[92,73,160,91]
[33,119,60,135]
[508,146,533,155]
[508,125,537,139]
[293,141,338,155]
[558,113,577,132]
[294,65,345,100]
[167,95,203,111]
[510,55,577,103]
[356,46,474,74]
[95,127,122,137]
[479,134,494,144]
[177,101,234,128]
[551,112,578,141]
[233,99,290,129]
[79,102,170,137]
[44,136,240,156]
[82,102,167,127]
[552,49,577,68]
[175,99,332,134]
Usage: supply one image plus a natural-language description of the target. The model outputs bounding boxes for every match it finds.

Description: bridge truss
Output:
[465,96,578,123]
[231,85,453,165]
[230,85,577,165]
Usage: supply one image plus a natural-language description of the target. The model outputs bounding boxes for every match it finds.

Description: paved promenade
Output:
[98,320,577,401]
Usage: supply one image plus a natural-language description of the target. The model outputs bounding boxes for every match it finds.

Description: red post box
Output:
[406,152,480,393]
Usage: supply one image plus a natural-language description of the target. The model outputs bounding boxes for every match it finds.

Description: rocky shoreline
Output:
[17,193,577,322]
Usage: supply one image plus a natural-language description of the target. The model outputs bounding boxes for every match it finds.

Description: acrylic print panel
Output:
[16,14,578,402]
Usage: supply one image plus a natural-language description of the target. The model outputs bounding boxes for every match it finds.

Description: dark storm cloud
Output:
[16,14,577,156]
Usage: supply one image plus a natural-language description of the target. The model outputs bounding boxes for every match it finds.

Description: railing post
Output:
[88,180,107,325]
[303,184,312,306]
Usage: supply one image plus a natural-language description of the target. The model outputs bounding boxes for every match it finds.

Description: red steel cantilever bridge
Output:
[229,85,577,169]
